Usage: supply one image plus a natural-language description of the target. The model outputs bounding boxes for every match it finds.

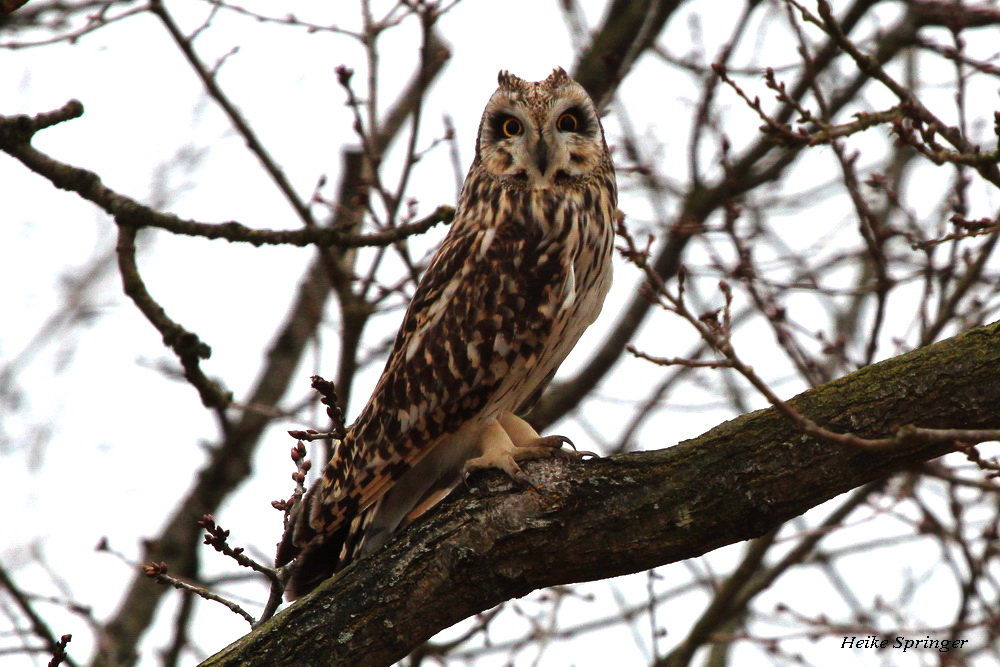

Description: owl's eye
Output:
[557,112,579,132]
[501,117,523,137]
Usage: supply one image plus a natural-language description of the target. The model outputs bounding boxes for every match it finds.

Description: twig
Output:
[149,0,314,227]
[199,0,363,37]
[116,225,231,410]
[0,566,79,667]
[912,216,1000,249]
[0,103,455,248]
[273,442,311,531]
[198,515,279,583]
[0,3,148,49]
[626,345,732,369]
[311,374,347,437]
[196,515,286,626]
[810,0,1000,186]
[142,562,255,627]
[46,634,72,667]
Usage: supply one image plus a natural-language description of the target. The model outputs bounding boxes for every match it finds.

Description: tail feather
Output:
[276,429,475,598]
[278,497,380,599]
[282,523,350,599]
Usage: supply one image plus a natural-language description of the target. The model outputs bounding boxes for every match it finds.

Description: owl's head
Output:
[474,67,609,190]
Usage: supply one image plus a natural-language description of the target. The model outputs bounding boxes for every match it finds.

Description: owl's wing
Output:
[277,214,571,566]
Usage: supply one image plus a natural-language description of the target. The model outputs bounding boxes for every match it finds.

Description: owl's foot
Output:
[462,414,596,490]
[499,412,597,460]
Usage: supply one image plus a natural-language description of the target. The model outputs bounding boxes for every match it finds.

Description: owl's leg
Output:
[499,412,596,459]
[463,415,593,488]
[463,418,536,487]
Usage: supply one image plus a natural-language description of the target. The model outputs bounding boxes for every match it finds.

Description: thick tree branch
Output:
[204,320,1000,666]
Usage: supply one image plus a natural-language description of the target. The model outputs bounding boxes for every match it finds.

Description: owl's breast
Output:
[480,186,615,418]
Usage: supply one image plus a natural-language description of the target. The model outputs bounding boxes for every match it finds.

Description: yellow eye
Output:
[557,112,578,132]
[502,117,522,137]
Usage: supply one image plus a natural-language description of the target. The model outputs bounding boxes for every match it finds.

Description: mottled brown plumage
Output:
[277,68,617,598]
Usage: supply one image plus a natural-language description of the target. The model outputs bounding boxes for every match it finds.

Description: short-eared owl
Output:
[277,67,617,598]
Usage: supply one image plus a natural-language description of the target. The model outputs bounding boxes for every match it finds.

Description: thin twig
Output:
[142,562,255,626]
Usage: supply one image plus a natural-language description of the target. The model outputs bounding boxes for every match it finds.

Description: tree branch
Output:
[204,320,1000,665]
[0,102,455,248]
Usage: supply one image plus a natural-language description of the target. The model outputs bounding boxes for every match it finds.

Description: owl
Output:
[276,67,617,598]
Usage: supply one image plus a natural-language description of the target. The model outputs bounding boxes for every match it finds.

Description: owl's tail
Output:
[277,523,349,599]
[275,482,378,599]
[274,429,468,599]
[275,470,461,599]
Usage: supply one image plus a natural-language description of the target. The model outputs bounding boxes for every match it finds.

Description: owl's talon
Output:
[518,434,597,461]
[511,468,539,491]
[462,450,537,490]
[531,434,575,450]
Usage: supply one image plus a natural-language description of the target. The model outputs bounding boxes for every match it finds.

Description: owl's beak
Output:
[534,136,550,176]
